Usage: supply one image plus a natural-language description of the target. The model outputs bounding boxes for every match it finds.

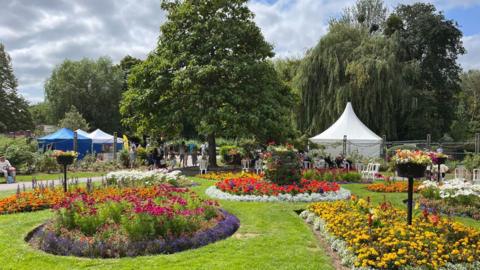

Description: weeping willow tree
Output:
[297,21,417,139]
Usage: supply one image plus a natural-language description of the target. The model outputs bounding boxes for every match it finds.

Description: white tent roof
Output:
[89,129,123,144]
[309,102,382,143]
[76,129,90,138]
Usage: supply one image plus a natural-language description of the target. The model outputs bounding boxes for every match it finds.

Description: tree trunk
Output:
[207,133,217,167]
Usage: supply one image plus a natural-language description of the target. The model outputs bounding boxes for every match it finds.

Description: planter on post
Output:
[54,152,77,192]
[396,163,426,225]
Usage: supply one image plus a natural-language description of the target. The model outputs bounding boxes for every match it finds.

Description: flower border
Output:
[205,186,351,202]
[299,210,480,270]
[27,209,240,258]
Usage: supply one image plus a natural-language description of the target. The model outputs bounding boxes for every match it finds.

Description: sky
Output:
[1,0,480,104]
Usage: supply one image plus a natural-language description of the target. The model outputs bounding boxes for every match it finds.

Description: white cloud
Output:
[460,34,480,70]
[1,0,479,103]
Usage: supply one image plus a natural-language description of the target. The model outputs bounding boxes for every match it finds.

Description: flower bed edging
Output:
[27,209,240,258]
[299,210,480,270]
[206,186,351,202]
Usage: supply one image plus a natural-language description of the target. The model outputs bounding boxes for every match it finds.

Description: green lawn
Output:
[342,182,480,229]
[1,171,105,184]
[0,179,334,270]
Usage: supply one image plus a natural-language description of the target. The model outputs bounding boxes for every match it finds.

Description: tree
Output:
[0,43,33,132]
[58,106,90,131]
[44,57,124,133]
[450,70,480,140]
[118,55,142,91]
[336,0,387,32]
[121,0,295,166]
[385,3,465,139]
[29,102,55,126]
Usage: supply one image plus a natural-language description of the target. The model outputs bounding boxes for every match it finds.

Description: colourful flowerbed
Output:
[216,177,340,196]
[366,181,420,193]
[29,185,239,258]
[303,198,480,269]
[0,188,64,214]
[196,171,262,182]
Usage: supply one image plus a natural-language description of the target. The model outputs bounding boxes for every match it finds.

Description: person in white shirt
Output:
[0,155,15,180]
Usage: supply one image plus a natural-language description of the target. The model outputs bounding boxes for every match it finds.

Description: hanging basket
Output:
[396,163,426,178]
[433,157,447,165]
[56,155,75,166]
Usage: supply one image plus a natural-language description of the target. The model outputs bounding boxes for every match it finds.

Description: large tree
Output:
[121,0,295,166]
[298,0,464,140]
[450,70,480,140]
[58,106,90,131]
[385,3,464,139]
[45,57,124,133]
[0,43,33,132]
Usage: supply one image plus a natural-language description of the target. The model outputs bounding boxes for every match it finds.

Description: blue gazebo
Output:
[37,128,92,159]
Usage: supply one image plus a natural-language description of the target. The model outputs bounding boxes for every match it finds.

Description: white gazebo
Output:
[89,129,123,144]
[309,102,382,158]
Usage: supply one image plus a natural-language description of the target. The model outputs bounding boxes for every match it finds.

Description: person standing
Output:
[179,141,187,167]
[191,145,198,166]
[129,144,137,168]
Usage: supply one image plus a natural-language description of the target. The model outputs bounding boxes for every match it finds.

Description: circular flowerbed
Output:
[27,185,239,258]
[206,177,350,202]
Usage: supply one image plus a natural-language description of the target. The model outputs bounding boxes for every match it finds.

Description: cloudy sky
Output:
[1,0,479,104]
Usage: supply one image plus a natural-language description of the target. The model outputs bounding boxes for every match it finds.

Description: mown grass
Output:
[1,171,105,184]
[0,179,334,270]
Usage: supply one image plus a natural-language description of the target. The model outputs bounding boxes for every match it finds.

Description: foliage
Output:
[0,135,37,173]
[264,146,302,185]
[302,168,363,183]
[385,3,465,139]
[45,57,124,133]
[57,106,90,131]
[34,151,60,173]
[0,43,33,132]
[451,70,480,140]
[307,199,480,269]
[462,154,480,171]
[215,177,340,196]
[29,102,55,126]
[120,0,296,166]
[297,0,464,140]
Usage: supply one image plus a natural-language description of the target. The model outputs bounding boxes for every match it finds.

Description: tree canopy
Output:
[0,43,33,132]
[297,0,464,140]
[121,0,295,166]
[45,57,124,133]
[58,106,90,131]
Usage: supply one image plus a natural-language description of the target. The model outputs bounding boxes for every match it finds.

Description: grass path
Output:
[0,179,335,270]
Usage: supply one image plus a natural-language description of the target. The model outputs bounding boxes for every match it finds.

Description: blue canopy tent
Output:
[37,128,92,159]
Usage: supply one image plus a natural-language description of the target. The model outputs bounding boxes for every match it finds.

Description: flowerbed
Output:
[418,180,480,220]
[195,171,262,182]
[301,198,480,269]
[0,169,192,215]
[106,169,194,187]
[366,181,420,193]
[216,177,340,196]
[28,185,239,258]
[206,177,349,202]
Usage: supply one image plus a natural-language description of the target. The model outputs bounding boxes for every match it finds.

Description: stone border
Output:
[27,209,240,258]
[205,186,351,202]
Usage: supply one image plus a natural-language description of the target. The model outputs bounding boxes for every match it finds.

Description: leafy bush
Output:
[0,136,37,173]
[119,149,130,167]
[34,151,59,173]
[463,154,480,171]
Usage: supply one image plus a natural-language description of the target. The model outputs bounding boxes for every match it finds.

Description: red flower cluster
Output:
[216,177,340,196]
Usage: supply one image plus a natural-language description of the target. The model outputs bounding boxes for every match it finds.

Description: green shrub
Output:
[0,136,37,173]
[342,172,362,182]
[463,154,480,171]
[34,151,60,173]
[119,149,130,167]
